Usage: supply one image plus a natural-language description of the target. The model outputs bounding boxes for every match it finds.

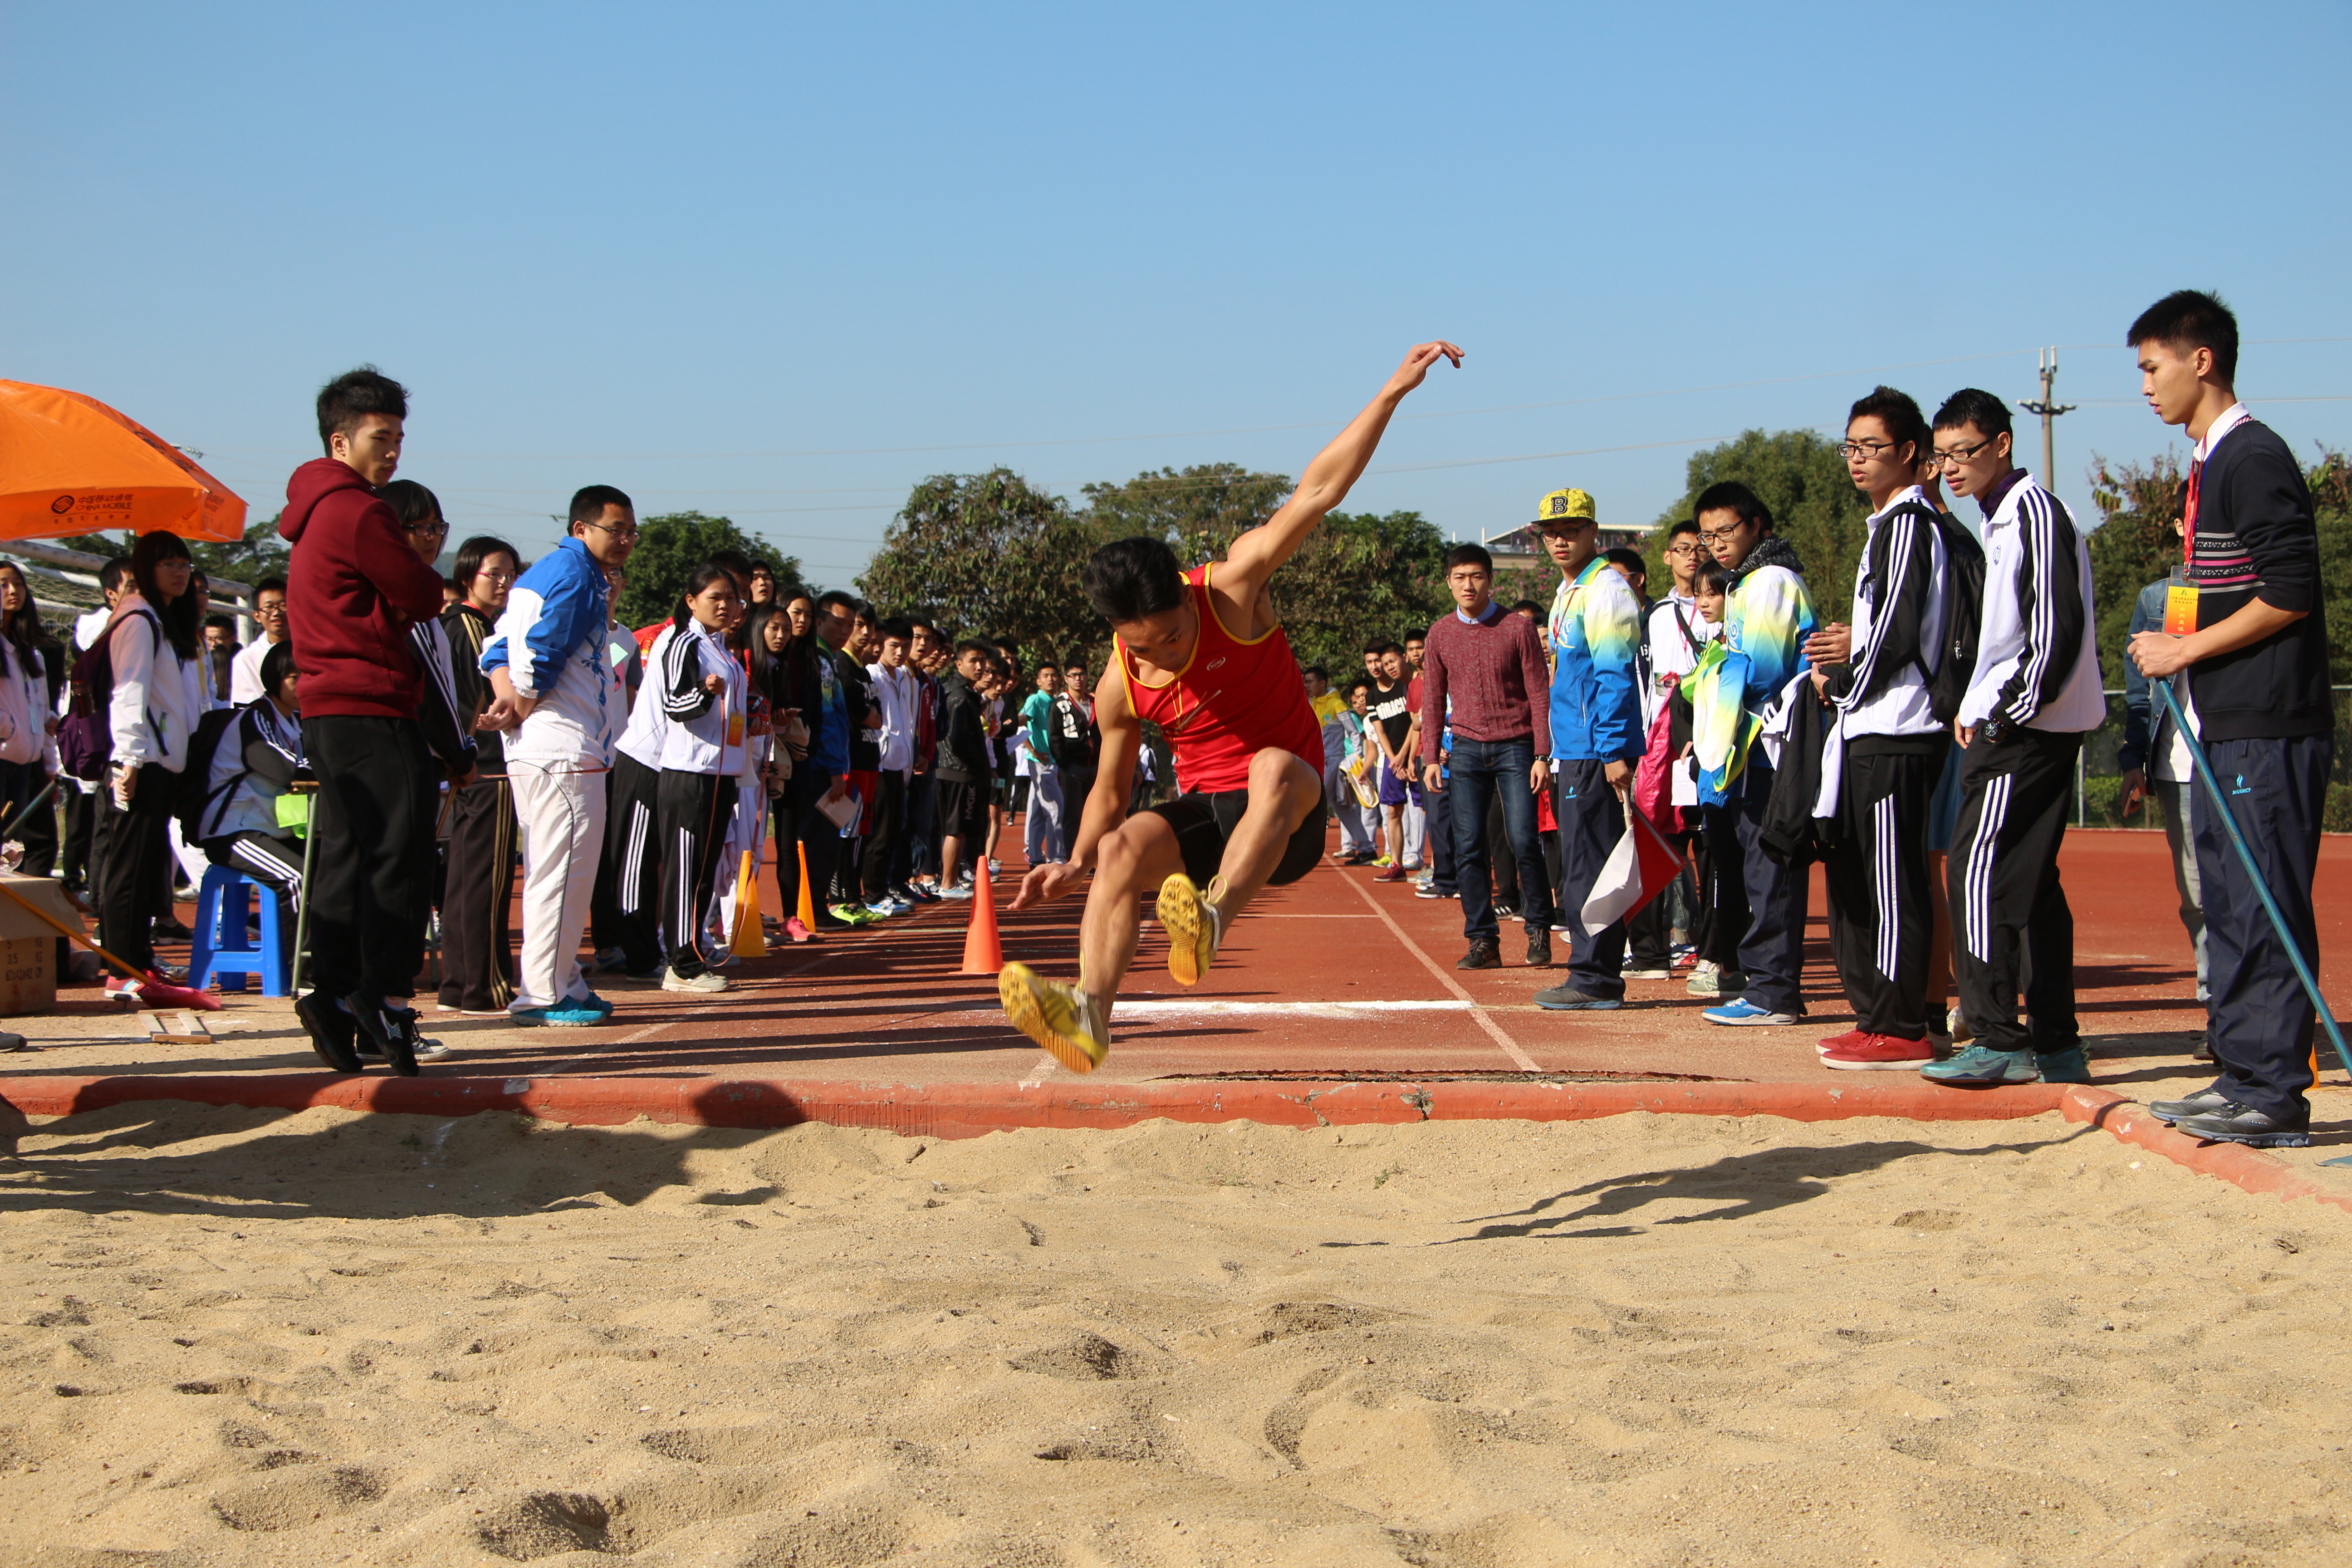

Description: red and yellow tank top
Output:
[1114,563,1323,794]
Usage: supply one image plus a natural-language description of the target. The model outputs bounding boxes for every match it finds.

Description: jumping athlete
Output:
[998,340,1463,1072]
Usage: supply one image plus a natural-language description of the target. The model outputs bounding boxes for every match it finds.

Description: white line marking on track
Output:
[1339,874,1543,1072]
[1116,1000,1472,1020]
[1018,1057,1058,1089]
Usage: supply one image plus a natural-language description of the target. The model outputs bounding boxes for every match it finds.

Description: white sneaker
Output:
[661,968,729,994]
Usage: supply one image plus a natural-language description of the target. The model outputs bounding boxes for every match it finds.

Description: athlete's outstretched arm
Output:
[1223,341,1461,601]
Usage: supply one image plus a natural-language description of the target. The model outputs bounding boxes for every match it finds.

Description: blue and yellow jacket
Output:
[1546,559,1643,762]
[1690,559,1818,805]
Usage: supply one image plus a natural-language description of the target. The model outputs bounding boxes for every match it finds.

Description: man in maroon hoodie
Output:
[278,367,457,1075]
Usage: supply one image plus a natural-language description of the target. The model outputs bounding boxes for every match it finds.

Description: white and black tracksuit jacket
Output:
[1946,469,2104,1058]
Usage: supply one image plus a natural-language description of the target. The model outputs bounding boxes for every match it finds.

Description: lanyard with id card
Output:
[2166,459,2203,634]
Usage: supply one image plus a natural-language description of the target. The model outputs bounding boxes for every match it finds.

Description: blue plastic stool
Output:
[189,864,289,997]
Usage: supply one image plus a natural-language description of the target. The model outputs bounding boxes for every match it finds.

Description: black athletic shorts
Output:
[937,777,987,841]
[1149,788,1329,891]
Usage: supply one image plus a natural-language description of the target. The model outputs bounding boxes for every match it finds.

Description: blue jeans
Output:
[1448,736,1554,941]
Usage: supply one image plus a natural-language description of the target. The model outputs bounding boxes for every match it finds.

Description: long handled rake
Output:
[2154,679,2350,1076]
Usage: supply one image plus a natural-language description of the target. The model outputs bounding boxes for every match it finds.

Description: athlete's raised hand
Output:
[1385,341,1465,398]
[1011,859,1087,911]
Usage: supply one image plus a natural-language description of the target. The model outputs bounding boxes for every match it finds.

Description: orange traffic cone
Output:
[960,857,1004,975]
[794,841,818,932]
[730,850,766,958]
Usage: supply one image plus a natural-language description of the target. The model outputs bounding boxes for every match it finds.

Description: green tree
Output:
[857,470,1097,658]
[2084,452,2185,689]
[1081,462,1294,565]
[189,512,292,587]
[1078,464,1450,675]
[613,511,801,629]
[1272,508,1452,677]
[1647,429,1872,619]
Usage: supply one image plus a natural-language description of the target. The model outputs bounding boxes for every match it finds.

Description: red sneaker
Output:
[1821,1034,1935,1071]
[1816,1028,1868,1054]
[1373,866,1407,883]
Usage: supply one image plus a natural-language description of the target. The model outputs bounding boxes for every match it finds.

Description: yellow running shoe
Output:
[1156,872,1225,988]
[997,962,1109,1074]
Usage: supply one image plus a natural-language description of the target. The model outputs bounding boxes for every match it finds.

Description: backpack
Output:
[57,608,162,783]
[172,706,245,844]
[1898,501,1986,725]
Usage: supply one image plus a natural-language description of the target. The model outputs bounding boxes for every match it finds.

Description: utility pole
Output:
[2019,346,2077,485]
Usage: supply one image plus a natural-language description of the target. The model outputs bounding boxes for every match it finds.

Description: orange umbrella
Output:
[0,380,246,544]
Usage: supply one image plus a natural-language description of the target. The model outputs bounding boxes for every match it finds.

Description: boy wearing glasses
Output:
[1921,387,2105,1088]
[1807,387,1955,1069]
[1689,481,1818,1027]
[481,486,639,1028]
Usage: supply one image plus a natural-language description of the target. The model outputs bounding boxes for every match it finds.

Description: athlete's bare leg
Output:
[1197,749,1323,926]
[1077,812,1187,1015]
[1069,749,1321,1014]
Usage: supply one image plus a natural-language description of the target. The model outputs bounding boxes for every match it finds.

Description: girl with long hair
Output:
[651,564,746,991]
[0,563,58,839]
[93,530,207,982]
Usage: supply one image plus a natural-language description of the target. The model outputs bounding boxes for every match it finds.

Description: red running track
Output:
[13,826,2337,1095]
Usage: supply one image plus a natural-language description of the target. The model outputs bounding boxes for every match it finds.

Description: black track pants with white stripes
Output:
[204,830,304,908]
[656,768,729,980]
[1823,740,1945,1039]
[602,754,665,974]
[1947,728,2082,1057]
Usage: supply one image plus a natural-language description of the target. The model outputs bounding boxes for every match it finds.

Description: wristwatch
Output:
[1978,715,2012,746]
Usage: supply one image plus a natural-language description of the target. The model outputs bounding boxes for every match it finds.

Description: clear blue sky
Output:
[6,3,2347,587]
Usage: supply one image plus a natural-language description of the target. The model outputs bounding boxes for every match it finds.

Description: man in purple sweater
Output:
[1419,543,1556,969]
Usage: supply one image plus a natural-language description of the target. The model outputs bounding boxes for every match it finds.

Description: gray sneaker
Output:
[1534,982,1621,1011]
[2148,1086,2231,1123]
[662,968,730,994]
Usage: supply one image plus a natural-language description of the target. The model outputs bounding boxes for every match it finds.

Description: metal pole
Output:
[2020,347,2077,488]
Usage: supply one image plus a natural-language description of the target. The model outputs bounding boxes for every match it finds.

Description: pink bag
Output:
[1631,700,1679,838]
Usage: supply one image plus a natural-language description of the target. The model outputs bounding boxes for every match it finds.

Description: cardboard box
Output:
[0,934,53,1014]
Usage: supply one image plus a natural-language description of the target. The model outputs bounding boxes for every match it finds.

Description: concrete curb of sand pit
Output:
[0,1071,2067,1134]
[2058,1086,2352,1216]
[3,1076,2343,1215]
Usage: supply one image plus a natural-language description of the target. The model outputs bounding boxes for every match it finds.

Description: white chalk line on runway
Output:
[1337,873,1543,1072]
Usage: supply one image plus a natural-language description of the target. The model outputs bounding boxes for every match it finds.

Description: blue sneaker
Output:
[2035,1045,2092,1085]
[1702,998,1798,1027]
[563,992,616,1020]
[1921,1044,2040,1085]
[510,1002,606,1028]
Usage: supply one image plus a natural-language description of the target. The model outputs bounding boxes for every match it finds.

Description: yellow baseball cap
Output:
[1534,488,1597,526]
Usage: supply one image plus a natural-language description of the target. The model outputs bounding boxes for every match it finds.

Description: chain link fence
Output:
[2075,686,2352,831]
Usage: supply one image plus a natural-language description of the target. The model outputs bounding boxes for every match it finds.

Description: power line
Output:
[186,336,2351,466]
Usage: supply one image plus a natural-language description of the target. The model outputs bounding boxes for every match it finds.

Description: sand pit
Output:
[3,1105,2348,1567]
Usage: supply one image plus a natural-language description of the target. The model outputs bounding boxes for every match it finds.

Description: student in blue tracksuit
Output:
[1528,487,1643,1011]
[482,485,636,1027]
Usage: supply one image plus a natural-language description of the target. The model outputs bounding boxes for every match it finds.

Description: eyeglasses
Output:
[1932,437,1997,467]
[406,520,449,539]
[1698,526,1745,544]
[1663,543,1701,557]
[1835,438,1902,461]
[474,568,516,584]
[581,519,640,543]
